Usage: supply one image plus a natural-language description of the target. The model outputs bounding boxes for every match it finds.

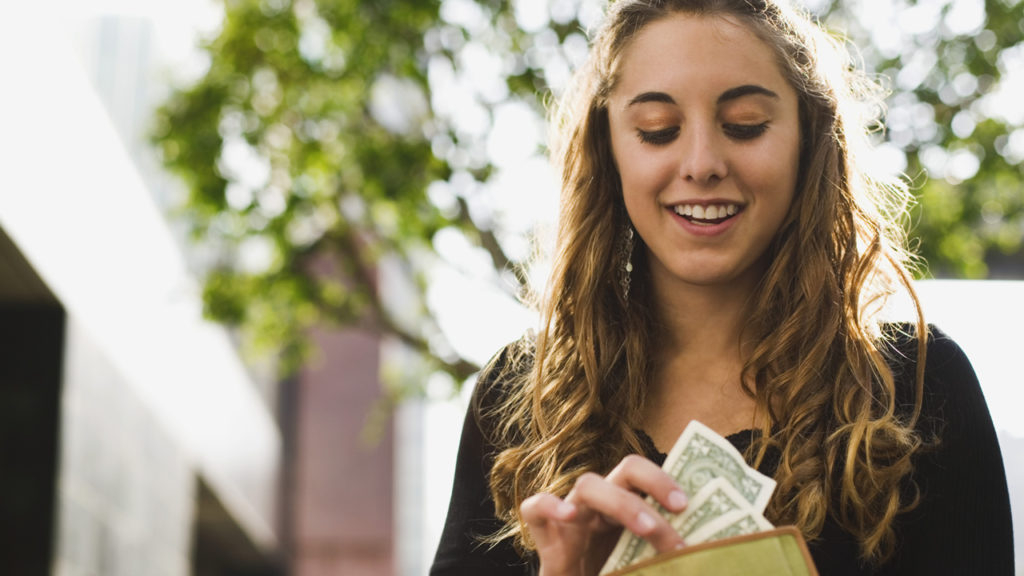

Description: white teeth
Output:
[672,203,740,220]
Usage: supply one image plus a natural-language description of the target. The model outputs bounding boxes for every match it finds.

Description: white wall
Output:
[0,5,281,554]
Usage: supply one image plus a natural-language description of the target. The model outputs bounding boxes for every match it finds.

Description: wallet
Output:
[604,526,818,576]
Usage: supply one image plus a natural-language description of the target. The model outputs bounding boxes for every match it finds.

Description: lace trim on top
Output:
[636,428,763,467]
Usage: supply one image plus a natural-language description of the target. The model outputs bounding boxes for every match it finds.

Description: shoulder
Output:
[880,322,967,368]
[880,322,978,404]
[876,326,1014,572]
[880,322,992,443]
[469,335,537,439]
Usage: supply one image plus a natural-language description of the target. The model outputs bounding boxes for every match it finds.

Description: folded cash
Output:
[600,421,776,575]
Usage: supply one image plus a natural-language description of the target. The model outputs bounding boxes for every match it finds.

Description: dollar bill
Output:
[673,478,752,539]
[599,421,776,575]
[685,508,775,545]
[606,478,753,569]
[601,506,659,575]
[660,420,775,512]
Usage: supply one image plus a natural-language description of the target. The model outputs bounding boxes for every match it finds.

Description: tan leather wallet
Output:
[604,526,818,576]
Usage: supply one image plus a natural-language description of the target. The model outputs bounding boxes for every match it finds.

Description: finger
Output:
[568,472,685,553]
[606,454,689,513]
[521,493,578,532]
[520,493,587,575]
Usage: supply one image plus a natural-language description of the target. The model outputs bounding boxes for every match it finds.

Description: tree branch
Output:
[455,196,530,294]
[319,228,479,382]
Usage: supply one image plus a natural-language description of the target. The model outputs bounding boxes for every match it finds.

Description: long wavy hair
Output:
[484,0,928,564]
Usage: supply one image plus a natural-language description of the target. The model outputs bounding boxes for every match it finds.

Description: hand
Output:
[520,454,689,576]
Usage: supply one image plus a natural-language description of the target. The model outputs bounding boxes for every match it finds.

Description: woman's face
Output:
[608,13,801,295]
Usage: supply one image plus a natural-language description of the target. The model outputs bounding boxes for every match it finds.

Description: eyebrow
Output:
[625,84,780,107]
[627,91,676,107]
[717,84,779,103]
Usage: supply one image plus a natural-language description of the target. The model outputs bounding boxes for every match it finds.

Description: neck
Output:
[649,274,758,364]
[642,271,765,442]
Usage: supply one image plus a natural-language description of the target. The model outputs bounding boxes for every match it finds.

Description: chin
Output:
[665,261,765,290]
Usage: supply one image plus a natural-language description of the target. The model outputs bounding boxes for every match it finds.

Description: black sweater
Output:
[431,326,1015,575]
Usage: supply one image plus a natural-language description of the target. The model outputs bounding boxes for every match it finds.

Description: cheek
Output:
[750,131,801,202]
[778,148,801,207]
[759,163,798,218]
[782,123,803,185]
[768,169,799,228]
[613,141,673,194]
[611,139,643,196]
[765,156,799,196]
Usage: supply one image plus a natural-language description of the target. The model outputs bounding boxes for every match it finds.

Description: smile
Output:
[671,203,742,225]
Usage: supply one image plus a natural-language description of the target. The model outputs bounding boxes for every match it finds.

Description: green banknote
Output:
[599,421,776,575]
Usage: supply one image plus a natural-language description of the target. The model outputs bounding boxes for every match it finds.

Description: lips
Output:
[671,202,742,224]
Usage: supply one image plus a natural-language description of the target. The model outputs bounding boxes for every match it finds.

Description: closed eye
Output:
[724,122,769,140]
[636,127,680,145]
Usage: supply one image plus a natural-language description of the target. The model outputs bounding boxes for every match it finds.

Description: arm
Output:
[430,342,689,576]
[882,326,1015,574]
[430,354,532,576]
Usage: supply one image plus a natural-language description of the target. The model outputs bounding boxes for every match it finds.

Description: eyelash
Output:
[636,127,680,145]
[724,122,770,140]
[635,122,770,145]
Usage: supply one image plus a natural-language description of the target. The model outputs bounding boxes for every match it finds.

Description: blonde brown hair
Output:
[484,0,927,564]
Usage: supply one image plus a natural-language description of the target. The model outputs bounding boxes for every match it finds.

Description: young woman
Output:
[432,0,1015,574]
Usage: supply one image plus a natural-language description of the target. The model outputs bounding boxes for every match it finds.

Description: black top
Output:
[431,325,1015,575]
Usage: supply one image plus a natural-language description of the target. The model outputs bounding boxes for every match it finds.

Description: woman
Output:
[432,0,1014,574]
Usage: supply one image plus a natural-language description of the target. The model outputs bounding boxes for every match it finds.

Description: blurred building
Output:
[0,8,394,576]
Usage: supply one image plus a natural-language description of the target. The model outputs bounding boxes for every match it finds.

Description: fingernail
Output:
[675,541,687,550]
[636,511,656,533]
[668,490,688,510]
[557,502,576,519]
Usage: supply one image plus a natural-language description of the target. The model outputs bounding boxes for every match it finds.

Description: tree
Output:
[816,0,1024,278]
[152,0,1024,390]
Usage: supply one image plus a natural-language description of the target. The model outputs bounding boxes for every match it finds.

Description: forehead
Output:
[610,13,792,103]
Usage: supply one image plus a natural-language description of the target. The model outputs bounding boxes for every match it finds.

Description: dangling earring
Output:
[619,224,634,303]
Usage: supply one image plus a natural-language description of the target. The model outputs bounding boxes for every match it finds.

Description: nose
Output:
[678,122,727,185]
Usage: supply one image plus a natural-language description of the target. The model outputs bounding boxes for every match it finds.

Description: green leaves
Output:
[154,0,1024,390]
[821,0,1024,277]
[153,0,467,381]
